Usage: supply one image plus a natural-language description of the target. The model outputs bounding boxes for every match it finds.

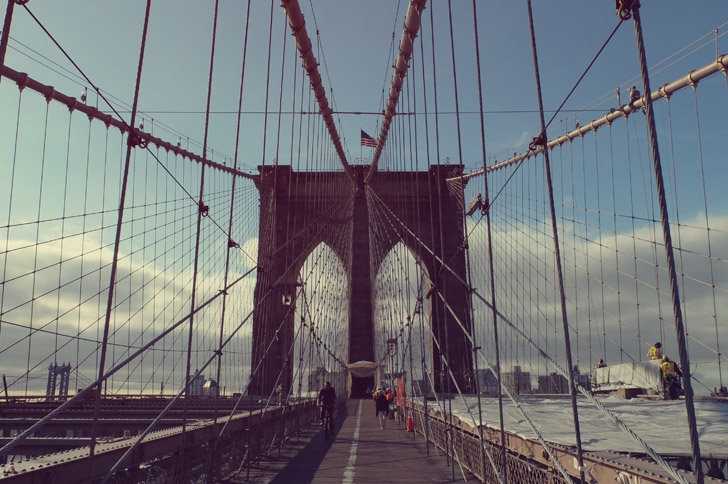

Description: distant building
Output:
[475,367,531,394]
[308,367,347,393]
[189,372,205,397]
[538,372,568,394]
[503,365,531,395]
[475,369,499,394]
[202,379,219,397]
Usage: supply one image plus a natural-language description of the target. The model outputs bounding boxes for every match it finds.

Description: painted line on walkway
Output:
[342,400,361,484]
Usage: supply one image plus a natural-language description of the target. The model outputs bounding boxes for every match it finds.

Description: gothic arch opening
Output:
[373,242,433,394]
[293,243,349,398]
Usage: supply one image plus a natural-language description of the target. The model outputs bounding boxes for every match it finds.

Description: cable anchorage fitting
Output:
[615,0,638,20]
[198,201,209,217]
[44,86,55,104]
[127,129,148,149]
[528,131,546,151]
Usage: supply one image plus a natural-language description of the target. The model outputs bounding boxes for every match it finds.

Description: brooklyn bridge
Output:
[0,0,727,483]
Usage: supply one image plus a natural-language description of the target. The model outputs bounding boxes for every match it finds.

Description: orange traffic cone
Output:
[407,416,414,432]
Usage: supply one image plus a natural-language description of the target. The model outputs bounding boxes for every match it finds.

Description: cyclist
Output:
[318,381,336,425]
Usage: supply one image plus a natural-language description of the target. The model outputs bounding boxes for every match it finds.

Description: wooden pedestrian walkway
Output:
[225,398,472,484]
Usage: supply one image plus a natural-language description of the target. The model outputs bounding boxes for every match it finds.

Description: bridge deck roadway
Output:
[228,399,470,484]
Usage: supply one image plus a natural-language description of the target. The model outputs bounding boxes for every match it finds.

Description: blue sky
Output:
[3,1,727,173]
[1,1,728,395]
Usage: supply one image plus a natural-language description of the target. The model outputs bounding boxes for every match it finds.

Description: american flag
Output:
[361,130,377,147]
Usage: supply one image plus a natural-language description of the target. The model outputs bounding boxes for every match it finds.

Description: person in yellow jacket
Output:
[648,342,662,360]
[660,355,683,400]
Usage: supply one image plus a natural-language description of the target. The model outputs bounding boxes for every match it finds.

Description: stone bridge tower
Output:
[249,165,473,398]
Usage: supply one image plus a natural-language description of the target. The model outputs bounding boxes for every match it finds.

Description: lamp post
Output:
[386,338,398,385]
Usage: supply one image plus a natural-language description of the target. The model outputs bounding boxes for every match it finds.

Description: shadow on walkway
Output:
[268,402,351,484]
[224,399,472,484]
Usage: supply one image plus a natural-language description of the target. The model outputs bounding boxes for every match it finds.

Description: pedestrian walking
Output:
[375,388,389,429]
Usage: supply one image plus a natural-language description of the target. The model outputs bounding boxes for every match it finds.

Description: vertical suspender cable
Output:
[87,0,153,473]
[282,0,354,180]
[426,3,450,469]
[625,2,703,481]
[366,0,427,183]
[184,0,219,439]
[471,1,508,480]
[214,0,249,409]
[417,16,439,460]
[433,7,456,477]
[210,0,252,465]
[524,1,585,482]
[260,0,275,171]
[687,88,722,390]
[444,0,490,479]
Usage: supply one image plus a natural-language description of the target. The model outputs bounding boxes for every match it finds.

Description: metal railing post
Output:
[425,398,430,456]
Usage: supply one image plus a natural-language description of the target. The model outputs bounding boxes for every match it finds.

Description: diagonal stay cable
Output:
[100,266,314,484]
[368,190,554,483]
[0,265,255,460]
[369,184,691,484]
[20,4,134,134]
[423,307,505,484]
[544,18,625,130]
[17,4,249,173]
[0,196,346,458]
[428,283,574,484]
[207,229,351,461]
[10,6,259,267]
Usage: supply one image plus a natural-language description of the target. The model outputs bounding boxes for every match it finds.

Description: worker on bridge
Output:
[592,359,607,389]
[648,342,662,360]
[660,356,683,400]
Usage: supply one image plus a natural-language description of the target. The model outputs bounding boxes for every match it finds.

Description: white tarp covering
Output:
[346,361,378,398]
[428,396,728,454]
[592,360,664,393]
[346,360,377,378]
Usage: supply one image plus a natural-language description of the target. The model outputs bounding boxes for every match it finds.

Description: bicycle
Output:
[321,404,334,441]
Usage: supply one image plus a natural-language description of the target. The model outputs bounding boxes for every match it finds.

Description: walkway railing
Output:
[1,399,318,483]
[405,401,718,484]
